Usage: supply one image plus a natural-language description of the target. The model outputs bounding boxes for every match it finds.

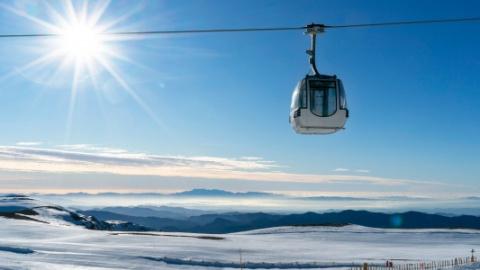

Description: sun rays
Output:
[0,0,164,140]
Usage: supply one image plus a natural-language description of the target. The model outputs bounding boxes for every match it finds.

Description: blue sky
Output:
[0,0,479,201]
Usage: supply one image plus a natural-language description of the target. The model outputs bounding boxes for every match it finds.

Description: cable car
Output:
[289,24,349,134]
[290,74,348,134]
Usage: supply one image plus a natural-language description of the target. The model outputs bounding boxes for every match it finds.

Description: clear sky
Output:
[0,0,479,200]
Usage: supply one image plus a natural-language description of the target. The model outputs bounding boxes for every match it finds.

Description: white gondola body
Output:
[290,75,348,134]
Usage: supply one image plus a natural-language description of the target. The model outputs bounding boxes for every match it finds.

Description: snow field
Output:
[1,218,480,269]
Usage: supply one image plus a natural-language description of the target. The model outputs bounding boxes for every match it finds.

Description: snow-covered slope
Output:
[0,194,151,231]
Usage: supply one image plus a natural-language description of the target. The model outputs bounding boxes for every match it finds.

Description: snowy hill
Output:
[0,194,152,231]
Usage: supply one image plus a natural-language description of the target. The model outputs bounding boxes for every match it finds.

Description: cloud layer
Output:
[0,144,448,189]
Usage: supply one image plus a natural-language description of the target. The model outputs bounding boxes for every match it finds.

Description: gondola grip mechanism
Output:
[304,23,325,35]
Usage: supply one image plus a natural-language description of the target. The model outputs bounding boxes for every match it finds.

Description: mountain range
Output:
[3,194,480,234]
[79,208,480,233]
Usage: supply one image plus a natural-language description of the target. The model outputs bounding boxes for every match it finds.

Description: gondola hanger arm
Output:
[304,24,325,76]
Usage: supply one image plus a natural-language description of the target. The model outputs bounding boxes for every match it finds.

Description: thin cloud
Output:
[56,144,128,154]
[0,146,277,171]
[356,170,370,173]
[16,142,43,146]
[333,168,349,172]
[240,157,263,161]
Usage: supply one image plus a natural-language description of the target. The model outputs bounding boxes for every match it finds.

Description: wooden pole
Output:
[239,248,243,270]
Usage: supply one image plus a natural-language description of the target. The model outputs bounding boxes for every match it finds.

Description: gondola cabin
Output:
[290,74,348,134]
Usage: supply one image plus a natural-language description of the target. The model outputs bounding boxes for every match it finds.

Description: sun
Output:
[51,2,111,69]
[59,23,105,60]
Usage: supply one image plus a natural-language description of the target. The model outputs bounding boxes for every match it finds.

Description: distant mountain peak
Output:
[174,189,272,197]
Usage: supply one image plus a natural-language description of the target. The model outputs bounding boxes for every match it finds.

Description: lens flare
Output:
[390,214,403,227]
